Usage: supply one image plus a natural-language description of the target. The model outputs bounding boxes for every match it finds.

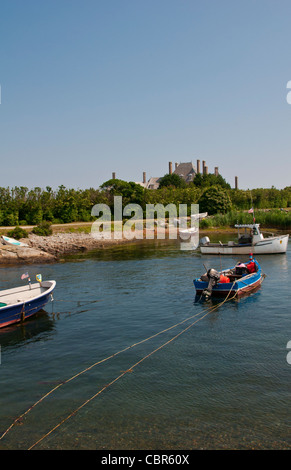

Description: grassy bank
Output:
[200,210,291,231]
[0,209,290,240]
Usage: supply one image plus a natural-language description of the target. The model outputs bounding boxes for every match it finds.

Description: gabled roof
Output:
[173,162,196,181]
[146,177,162,189]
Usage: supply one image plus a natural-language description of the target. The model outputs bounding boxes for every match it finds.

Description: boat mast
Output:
[250,191,256,224]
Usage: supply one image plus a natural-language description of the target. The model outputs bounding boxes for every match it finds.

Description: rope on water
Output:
[0,284,237,448]
[0,304,206,442]
[27,286,237,450]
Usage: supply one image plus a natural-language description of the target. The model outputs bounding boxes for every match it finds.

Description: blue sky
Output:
[1,0,291,190]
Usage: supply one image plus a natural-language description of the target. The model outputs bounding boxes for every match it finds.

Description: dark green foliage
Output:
[158,173,187,188]
[0,186,104,226]
[198,186,232,215]
[0,179,289,229]
[193,173,231,189]
[32,221,53,236]
[200,209,291,230]
[100,179,145,207]
[7,226,28,239]
[230,187,291,210]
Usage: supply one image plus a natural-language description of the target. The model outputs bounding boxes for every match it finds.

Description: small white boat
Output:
[191,212,208,220]
[0,280,56,328]
[200,224,289,255]
[177,213,208,239]
[179,227,198,240]
[1,235,28,247]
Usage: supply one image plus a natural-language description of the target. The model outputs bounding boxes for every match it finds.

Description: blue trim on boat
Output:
[0,281,55,328]
[194,260,263,297]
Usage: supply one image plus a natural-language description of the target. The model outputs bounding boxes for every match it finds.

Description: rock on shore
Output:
[28,232,129,256]
[0,232,135,264]
[0,244,56,264]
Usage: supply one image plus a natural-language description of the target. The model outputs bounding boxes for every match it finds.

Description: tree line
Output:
[0,175,290,227]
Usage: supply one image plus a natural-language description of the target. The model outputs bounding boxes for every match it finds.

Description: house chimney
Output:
[197,160,200,174]
[143,172,146,184]
[169,162,172,174]
[215,166,219,176]
[235,176,238,189]
[175,162,178,170]
[112,172,116,180]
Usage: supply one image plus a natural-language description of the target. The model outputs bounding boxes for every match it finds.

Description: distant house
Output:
[135,176,161,190]
[173,162,196,183]
[134,160,202,190]
[146,177,162,190]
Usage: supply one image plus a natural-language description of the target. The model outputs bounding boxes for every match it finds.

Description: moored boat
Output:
[199,224,289,255]
[0,279,56,328]
[191,212,208,220]
[194,257,264,299]
[1,235,28,247]
[179,226,198,240]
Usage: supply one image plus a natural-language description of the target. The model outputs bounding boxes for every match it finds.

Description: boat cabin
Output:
[235,224,264,246]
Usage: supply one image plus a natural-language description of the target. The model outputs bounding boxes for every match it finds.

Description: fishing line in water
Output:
[45,297,105,317]
[0,287,236,448]
[28,290,237,450]
[0,305,206,442]
[52,298,104,308]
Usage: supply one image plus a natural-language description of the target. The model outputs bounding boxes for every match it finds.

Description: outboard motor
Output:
[199,236,210,246]
[202,268,220,299]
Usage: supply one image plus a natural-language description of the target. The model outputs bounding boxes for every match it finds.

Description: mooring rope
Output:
[28,309,217,450]
[1,284,237,448]
[28,286,237,450]
[0,304,206,442]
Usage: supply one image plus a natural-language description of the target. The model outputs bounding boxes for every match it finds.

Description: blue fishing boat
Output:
[194,257,264,299]
[0,278,56,328]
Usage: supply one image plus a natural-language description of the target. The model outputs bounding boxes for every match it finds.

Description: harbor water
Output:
[0,235,290,449]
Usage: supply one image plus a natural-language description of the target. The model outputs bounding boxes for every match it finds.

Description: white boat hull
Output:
[179,227,198,240]
[1,235,28,247]
[200,234,289,255]
[0,280,56,328]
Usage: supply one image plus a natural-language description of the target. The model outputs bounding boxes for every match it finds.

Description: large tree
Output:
[100,179,145,207]
[193,173,231,189]
[158,173,187,188]
[198,185,232,215]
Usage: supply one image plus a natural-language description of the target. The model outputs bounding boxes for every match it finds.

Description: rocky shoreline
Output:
[0,232,133,265]
[0,226,242,265]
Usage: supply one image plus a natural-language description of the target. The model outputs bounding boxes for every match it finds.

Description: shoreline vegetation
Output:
[0,178,290,264]
[0,180,290,228]
[0,208,289,265]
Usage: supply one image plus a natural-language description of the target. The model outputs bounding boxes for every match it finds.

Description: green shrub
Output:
[198,186,232,215]
[7,226,28,239]
[32,221,53,236]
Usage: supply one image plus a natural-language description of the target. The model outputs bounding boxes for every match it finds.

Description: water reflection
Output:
[0,310,55,351]
[0,236,289,450]
[64,238,201,262]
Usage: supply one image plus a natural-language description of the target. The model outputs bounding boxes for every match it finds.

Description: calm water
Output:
[0,235,290,450]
